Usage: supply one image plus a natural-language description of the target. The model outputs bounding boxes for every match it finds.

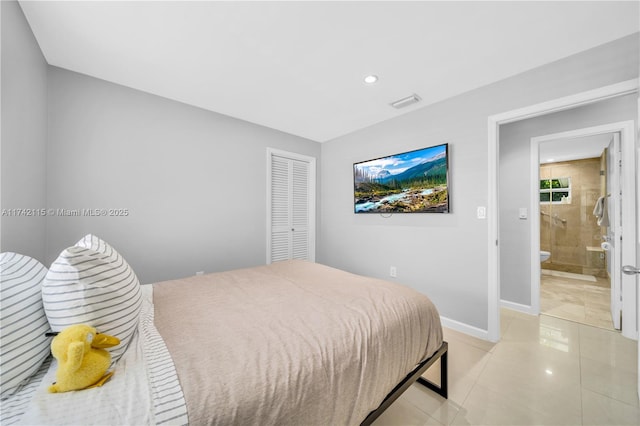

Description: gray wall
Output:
[46,67,320,284]
[499,95,637,307]
[0,0,48,262]
[319,34,639,332]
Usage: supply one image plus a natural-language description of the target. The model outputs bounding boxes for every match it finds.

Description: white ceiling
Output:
[19,1,639,142]
[540,133,613,164]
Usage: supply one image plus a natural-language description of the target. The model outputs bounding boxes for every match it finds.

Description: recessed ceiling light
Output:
[363,75,378,84]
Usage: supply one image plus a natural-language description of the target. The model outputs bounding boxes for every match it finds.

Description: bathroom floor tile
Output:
[540,273,614,331]
[542,304,586,324]
[584,307,614,329]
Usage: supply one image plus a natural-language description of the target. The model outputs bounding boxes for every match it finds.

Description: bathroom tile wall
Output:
[540,157,606,277]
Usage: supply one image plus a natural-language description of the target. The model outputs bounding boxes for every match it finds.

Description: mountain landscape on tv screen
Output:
[354,152,448,213]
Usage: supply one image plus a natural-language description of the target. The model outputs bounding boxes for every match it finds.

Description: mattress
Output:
[153,260,443,425]
[3,260,442,425]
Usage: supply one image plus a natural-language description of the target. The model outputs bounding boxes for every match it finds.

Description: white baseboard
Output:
[440,303,537,343]
[440,316,489,341]
[500,299,536,315]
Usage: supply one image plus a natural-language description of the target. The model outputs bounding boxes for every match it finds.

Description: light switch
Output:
[519,208,528,219]
[477,206,486,219]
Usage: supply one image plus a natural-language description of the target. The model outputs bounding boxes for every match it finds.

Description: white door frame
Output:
[487,79,638,342]
[636,97,640,401]
[266,147,317,264]
[529,122,635,338]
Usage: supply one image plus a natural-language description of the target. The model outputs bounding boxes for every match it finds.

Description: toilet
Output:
[540,251,550,262]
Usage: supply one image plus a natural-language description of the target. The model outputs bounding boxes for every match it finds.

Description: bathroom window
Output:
[540,177,571,204]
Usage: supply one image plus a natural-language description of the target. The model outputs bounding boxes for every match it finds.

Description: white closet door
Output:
[267,149,316,264]
[270,155,292,262]
[291,160,310,260]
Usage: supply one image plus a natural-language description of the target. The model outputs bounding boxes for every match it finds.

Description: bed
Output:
[0,235,447,425]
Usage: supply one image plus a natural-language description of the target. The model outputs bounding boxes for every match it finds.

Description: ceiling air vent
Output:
[390,94,421,109]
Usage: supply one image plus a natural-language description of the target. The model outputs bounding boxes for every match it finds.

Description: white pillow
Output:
[42,235,142,364]
[0,252,51,400]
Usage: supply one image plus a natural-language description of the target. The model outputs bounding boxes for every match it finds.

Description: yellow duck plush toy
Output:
[48,324,120,393]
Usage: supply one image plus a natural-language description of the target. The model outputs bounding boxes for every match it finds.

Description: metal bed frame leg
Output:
[360,341,448,426]
[416,345,448,399]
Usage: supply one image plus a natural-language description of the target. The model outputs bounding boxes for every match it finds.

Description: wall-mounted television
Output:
[353,143,449,213]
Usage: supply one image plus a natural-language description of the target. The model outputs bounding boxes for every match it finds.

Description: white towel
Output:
[593,196,609,227]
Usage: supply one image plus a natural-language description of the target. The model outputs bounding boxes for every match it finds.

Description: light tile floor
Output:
[372,308,639,425]
[540,271,613,330]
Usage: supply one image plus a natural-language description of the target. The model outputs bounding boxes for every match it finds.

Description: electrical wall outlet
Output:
[389,266,397,278]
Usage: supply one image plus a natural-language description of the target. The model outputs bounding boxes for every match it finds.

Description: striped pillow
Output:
[0,252,51,400]
[42,235,142,364]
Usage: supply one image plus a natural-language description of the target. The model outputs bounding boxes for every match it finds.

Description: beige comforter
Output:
[153,260,442,426]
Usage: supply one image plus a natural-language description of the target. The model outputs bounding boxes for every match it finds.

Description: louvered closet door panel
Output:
[292,231,308,259]
[291,160,309,260]
[268,149,314,264]
[271,156,292,262]
[271,232,290,262]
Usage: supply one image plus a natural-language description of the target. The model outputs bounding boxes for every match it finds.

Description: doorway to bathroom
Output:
[490,81,638,344]
[529,119,636,337]
[537,132,618,331]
